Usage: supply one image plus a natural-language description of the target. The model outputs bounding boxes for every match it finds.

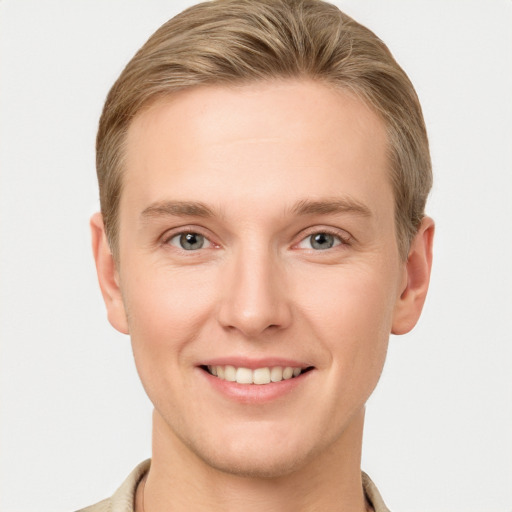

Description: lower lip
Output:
[199,368,313,404]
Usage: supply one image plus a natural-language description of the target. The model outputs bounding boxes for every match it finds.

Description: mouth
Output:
[201,365,314,385]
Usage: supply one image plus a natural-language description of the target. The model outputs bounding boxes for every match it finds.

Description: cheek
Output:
[121,263,219,414]
[288,264,397,429]
[296,264,397,366]
[121,261,218,359]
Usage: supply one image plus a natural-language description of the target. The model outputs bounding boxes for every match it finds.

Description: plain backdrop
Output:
[1,1,511,511]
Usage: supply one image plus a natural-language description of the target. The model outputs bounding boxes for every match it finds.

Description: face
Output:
[95,80,425,478]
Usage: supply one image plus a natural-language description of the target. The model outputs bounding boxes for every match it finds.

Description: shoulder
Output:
[75,498,110,512]
[362,472,391,512]
[74,460,150,512]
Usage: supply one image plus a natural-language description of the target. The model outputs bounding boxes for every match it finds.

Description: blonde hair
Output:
[96,0,432,259]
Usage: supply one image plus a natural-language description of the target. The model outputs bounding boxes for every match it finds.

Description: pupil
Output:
[311,233,334,250]
[180,233,204,250]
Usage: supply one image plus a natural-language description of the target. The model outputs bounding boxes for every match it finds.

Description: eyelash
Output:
[162,226,351,253]
[162,228,215,251]
[294,228,351,251]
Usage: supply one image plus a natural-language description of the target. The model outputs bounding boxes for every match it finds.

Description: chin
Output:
[179,422,329,480]
[193,443,313,479]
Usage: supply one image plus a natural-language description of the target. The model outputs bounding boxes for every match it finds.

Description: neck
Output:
[138,408,369,512]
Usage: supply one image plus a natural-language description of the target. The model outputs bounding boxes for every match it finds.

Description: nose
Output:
[216,245,292,338]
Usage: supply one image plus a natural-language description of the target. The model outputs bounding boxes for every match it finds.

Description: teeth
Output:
[206,365,305,384]
[282,367,294,380]
[270,366,283,382]
[224,365,236,382]
[253,367,271,385]
[236,367,253,384]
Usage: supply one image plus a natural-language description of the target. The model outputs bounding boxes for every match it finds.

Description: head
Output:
[96,0,432,262]
[92,0,434,479]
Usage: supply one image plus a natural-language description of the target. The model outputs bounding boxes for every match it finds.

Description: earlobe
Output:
[391,216,435,335]
[90,212,129,335]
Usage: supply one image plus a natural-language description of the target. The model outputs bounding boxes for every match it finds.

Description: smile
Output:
[204,365,311,385]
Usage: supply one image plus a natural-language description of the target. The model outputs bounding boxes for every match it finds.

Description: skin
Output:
[92,80,434,512]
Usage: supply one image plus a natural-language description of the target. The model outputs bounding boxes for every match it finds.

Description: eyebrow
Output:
[140,201,214,220]
[139,197,372,222]
[291,198,372,218]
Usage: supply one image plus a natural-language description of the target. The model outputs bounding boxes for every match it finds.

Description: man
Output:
[83,0,434,510]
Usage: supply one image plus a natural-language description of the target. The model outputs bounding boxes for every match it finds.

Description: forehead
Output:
[122,80,391,222]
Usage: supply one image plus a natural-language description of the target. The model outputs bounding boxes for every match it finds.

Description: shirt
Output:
[76,459,390,512]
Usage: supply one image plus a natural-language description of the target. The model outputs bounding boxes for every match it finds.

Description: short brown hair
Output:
[96,0,432,260]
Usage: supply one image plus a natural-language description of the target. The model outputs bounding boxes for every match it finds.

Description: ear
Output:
[90,212,129,334]
[392,216,435,335]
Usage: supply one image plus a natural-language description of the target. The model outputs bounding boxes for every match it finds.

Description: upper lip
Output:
[198,357,313,369]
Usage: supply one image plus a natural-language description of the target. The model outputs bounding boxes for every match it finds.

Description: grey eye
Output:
[180,233,205,250]
[309,233,336,250]
[169,232,209,250]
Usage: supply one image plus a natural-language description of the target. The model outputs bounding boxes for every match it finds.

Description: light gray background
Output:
[1,1,511,511]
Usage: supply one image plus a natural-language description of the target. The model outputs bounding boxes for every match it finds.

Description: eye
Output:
[167,232,211,251]
[297,232,343,250]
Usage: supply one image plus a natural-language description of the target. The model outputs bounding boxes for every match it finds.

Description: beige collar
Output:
[98,459,390,512]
